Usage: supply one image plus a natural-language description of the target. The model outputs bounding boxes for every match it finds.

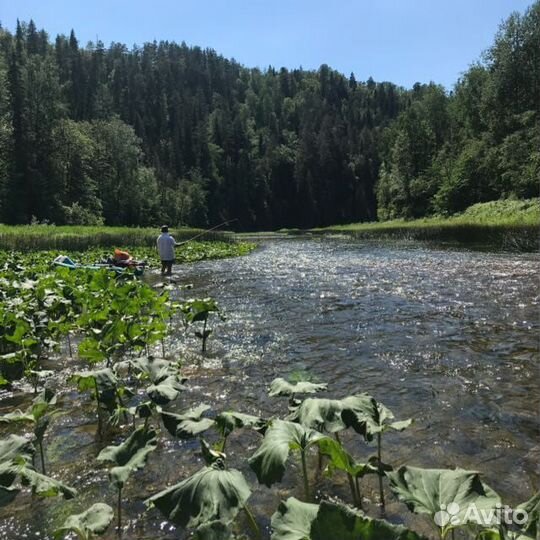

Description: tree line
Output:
[0,2,537,230]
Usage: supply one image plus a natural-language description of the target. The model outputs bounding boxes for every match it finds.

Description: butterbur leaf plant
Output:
[53,502,114,540]
[214,411,267,452]
[161,404,214,439]
[342,393,412,512]
[288,395,383,507]
[271,497,427,540]
[268,378,327,400]
[387,466,500,539]
[316,437,377,508]
[248,419,328,501]
[515,491,540,538]
[97,426,158,531]
[475,491,540,540]
[0,434,76,506]
[0,388,60,474]
[180,297,224,353]
[145,459,257,538]
[200,438,226,466]
[71,368,132,436]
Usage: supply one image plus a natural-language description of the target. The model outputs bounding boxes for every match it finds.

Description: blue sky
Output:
[0,0,532,89]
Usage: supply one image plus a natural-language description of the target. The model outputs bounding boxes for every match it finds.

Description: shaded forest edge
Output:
[0,3,538,231]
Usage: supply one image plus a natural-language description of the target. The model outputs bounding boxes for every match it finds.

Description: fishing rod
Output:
[180,218,239,244]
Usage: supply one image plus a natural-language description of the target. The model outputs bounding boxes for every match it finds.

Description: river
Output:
[1,236,538,538]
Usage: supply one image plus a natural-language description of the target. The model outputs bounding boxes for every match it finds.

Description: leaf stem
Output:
[38,440,46,475]
[221,435,227,453]
[94,379,102,438]
[355,476,363,509]
[202,317,207,353]
[377,432,385,513]
[117,485,122,534]
[243,504,261,540]
[301,448,310,501]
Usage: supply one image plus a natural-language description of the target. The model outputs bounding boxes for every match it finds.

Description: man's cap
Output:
[161,225,169,232]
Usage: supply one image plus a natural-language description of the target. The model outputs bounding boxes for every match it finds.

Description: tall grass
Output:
[0,225,233,251]
[313,198,540,232]
[308,199,540,251]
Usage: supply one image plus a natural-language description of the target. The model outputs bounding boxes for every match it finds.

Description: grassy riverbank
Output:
[0,224,234,251]
[307,199,540,250]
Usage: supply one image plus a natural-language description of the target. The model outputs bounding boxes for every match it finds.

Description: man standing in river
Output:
[156,225,184,276]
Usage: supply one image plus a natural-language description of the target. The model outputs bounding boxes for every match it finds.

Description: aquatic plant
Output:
[341,394,412,512]
[0,388,60,474]
[97,426,158,531]
[317,437,376,508]
[268,378,328,399]
[53,502,114,540]
[145,458,255,539]
[161,404,215,439]
[71,368,132,436]
[288,395,380,507]
[387,467,500,539]
[248,419,329,501]
[214,411,267,452]
[180,297,224,353]
[271,497,426,540]
[0,434,76,506]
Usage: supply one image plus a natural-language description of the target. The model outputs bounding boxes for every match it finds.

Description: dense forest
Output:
[0,3,538,230]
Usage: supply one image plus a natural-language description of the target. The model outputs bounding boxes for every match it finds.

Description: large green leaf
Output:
[71,368,121,411]
[195,520,233,540]
[311,500,425,540]
[0,434,35,487]
[30,388,57,421]
[387,466,500,534]
[146,375,185,405]
[0,409,35,424]
[288,395,376,434]
[161,404,214,439]
[0,434,75,501]
[288,398,347,433]
[180,298,221,324]
[215,411,267,438]
[72,368,118,393]
[269,378,327,398]
[317,437,376,478]
[248,420,327,487]
[54,502,114,540]
[271,497,319,540]
[0,435,32,460]
[121,356,171,378]
[123,357,186,386]
[341,394,412,440]
[145,462,251,530]
[271,498,426,540]
[97,427,158,488]
[0,390,59,448]
[20,468,77,499]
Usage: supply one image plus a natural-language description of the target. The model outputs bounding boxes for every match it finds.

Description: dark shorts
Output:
[160,260,175,264]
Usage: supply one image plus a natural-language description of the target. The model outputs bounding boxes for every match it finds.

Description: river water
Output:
[1,236,538,538]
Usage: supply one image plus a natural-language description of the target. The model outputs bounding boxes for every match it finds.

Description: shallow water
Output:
[1,237,538,539]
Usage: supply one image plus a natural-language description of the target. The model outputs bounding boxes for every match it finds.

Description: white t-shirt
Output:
[157,233,176,261]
